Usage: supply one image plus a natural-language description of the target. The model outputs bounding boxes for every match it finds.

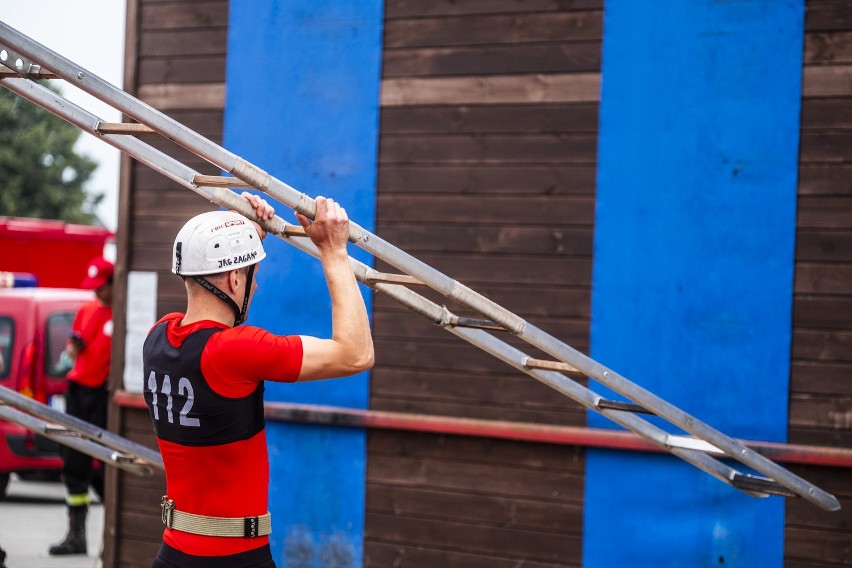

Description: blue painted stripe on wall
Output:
[584,1,804,566]
[224,2,383,566]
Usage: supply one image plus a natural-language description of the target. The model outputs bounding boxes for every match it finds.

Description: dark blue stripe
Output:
[224,2,383,564]
[585,1,803,565]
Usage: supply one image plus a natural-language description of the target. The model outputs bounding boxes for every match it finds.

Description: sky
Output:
[2,1,126,230]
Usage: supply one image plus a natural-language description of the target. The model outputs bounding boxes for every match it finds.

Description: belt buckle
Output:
[160,496,175,527]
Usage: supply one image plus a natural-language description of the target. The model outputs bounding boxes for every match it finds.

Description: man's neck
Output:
[182,298,236,327]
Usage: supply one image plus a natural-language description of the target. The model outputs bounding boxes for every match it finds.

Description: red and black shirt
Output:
[67,299,112,388]
[143,313,302,557]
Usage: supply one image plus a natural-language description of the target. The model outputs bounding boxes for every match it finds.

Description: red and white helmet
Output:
[172,210,266,276]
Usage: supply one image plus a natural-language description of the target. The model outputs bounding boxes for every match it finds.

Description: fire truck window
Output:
[45,312,74,378]
[0,317,12,378]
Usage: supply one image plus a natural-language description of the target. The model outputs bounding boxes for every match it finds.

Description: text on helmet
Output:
[216,249,259,269]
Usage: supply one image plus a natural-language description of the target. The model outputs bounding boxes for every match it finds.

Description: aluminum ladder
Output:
[0,385,163,476]
[0,20,840,511]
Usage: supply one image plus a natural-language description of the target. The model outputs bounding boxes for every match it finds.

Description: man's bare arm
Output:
[296,197,374,381]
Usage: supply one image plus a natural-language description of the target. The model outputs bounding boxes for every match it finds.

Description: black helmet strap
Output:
[193,263,256,326]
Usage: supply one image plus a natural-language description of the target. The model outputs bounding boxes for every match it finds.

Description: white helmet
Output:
[173,210,266,276]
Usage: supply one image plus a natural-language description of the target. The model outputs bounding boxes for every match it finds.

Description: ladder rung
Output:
[193,174,254,189]
[44,424,78,436]
[524,357,584,377]
[282,225,307,238]
[365,272,423,286]
[0,64,56,79]
[596,398,654,414]
[97,122,157,135]
[666,435,725,455]
[448,316,506,332]
[731,473,798,498]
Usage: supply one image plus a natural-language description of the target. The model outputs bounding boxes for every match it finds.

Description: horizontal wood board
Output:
[786,1,852,566]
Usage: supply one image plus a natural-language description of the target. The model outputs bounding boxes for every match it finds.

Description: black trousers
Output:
[152,543,276,568]
[61,381,108,498]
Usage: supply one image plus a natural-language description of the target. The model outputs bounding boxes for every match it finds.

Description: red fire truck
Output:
[0,217,114,495]
[0,216,114,289]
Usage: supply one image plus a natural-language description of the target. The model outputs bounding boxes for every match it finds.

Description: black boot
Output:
[0,544,7,568]
[48,504,88,555]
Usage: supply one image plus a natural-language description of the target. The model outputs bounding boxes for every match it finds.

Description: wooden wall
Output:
[105,0,852,567]
[366,2,602,566]
[786,1,852,566]
[105,0,230,566]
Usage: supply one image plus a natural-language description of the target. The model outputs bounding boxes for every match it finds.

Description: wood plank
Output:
[376,195,595,224]
[381,103,599,134]
[374,338,519,374]
[367,429,584,470]
[129,109,224,140]
[369,367,588,411]
[799,130,852,163]
[138,55,226,84]
[784,463,852,498]
[378,164,597,195]
[802,64,852,97]
[383,42,601,77]
[793,296,852,329]
[119,509,167,542]
[384,11,602,48]
[117,538,162,568]
[788,426,852,447]
[791,329,852,363]
[797,164,852,196]
[787,492,852,531]
[795,229,852,261]
[365,512,581,563]
[796,196,852,229]
[366,541,577,568]
[785,527,852,564]
[140,1,228,30]
[375,225,594,255]
[138,29,228,57]
[369,396,587,426]
[794,262,852,294]
[800,97,852,129]
[803,31,852,65]
[385,0,602,19]
[381,73,600,106]
[137,83,225,110]
[366,484,583,532]
[804,0,852,32]
[379,132,598,164]
[791,361,852,395]
[789,394,852,431]
[372,252,591,286]
[372,306,589,345]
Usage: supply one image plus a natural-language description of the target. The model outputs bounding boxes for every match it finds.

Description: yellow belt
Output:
[160,496,271,538]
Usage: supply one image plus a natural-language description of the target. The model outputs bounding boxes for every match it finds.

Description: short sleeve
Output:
[200,325,303,398]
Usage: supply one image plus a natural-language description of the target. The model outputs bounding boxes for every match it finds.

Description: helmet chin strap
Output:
[193,263,256,326]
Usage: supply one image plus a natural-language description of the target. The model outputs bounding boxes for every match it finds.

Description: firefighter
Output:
[49,256,114,556]
[144,193,373,567]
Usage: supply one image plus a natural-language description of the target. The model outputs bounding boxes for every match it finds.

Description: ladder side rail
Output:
[0,386,164,469]
[520,324,840,511]
[0,25,840,510]
[0,24,246,193]
[441,326,780,500]
[3,75,836,510]
[0,76,216,203]
[0,24,585,335]
[0,405,157,476]
[0,76,290,240]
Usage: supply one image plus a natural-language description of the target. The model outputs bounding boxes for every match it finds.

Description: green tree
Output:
[0,85,100,223]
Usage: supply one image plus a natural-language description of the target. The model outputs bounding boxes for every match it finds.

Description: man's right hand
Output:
[295,196,350,257]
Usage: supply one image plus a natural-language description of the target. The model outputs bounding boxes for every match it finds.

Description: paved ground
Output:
[0,475,104,568]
